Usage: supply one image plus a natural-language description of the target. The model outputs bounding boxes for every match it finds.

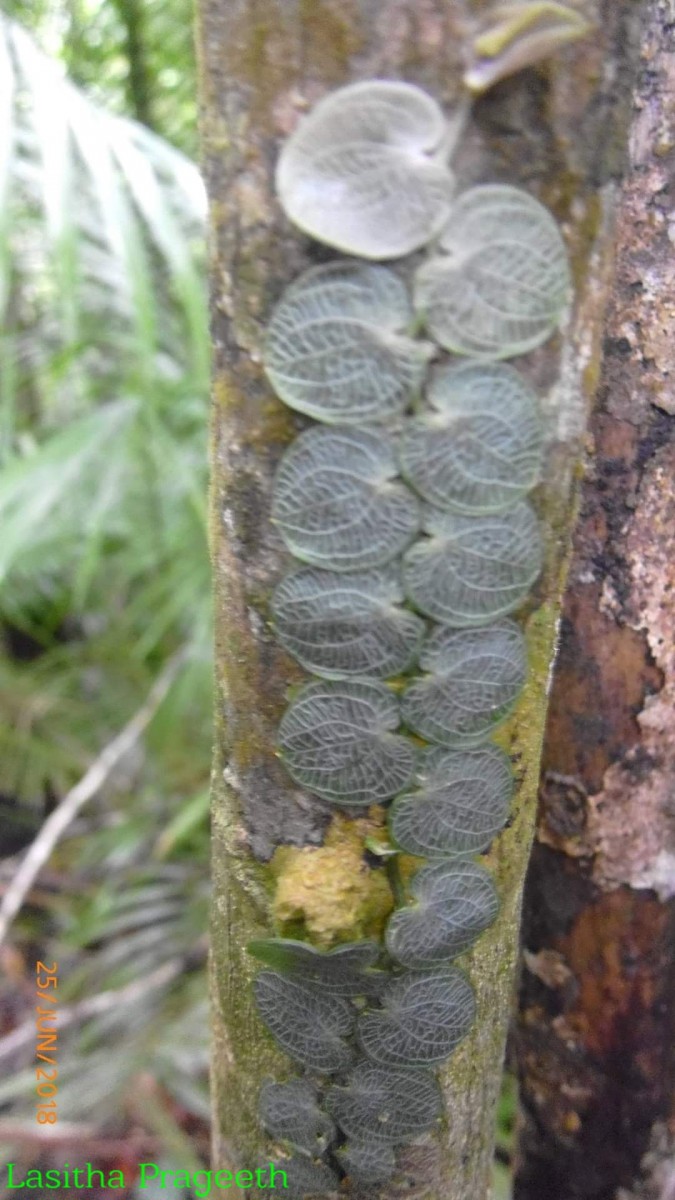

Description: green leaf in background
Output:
[0,5,211,1174]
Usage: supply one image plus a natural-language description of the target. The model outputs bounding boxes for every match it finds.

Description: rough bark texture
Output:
[515,6,675,1199]
[199,2,645,1197]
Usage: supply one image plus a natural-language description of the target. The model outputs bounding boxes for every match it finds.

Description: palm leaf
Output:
[0,12,211,1167]
[0,12,207,438]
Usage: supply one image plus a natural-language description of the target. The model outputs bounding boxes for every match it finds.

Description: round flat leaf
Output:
[464,4,593,94]
[276,81,455,260]
[254,971,355,1073]
[273,565,426,679]
[402,502,542,626]
[279,679,416,807]
[274,1157,339,1198]
[401,621,527,746]
[272,426,420,572]
[264,262,432,424]
[259,1079,336,1155]
[389,744,513,857]
[385,861,499,969]
[248,938,382,997]
[325,1063,442,1143]
[358,969,475,1067]
[400,361,543,514]
[336,1139,397,1184]
[414,184,570,359]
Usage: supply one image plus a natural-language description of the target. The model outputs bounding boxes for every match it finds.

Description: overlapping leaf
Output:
[400,621,527,746]
[358,969,475,1067]
[325,1063,442,1143]
[254,971,355,1073]
[400,361,543,513]
[264,261,432,424]
[465,2,593,94]
[248,938,383,997]
[389,744,513,857]
[386,861,499,969]
[414,184,570,358]
[272,426,420,572]
[402,502,542,626]
[259,1079,336,1155]
[276,81,455,259]
[272,1156,340,1198]
[273,565,425,679]
[336,1138,397,1184]
[278,679,416,806]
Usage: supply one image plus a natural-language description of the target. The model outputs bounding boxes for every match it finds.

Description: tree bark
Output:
[198,2,645,1196]
[515,5,675,1198]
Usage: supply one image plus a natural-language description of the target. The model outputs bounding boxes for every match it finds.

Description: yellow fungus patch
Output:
[271,810,394,946]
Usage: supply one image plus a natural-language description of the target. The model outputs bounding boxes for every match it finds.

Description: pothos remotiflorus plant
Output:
[243,80,570,1196]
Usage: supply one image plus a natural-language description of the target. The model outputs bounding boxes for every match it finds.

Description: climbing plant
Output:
[203,2,645,1197]
[242,79,569,1194]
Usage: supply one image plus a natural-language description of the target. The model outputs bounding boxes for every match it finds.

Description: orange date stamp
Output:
[35,960,58,1124]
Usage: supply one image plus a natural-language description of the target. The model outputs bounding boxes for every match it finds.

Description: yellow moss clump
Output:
[271,810,394,947]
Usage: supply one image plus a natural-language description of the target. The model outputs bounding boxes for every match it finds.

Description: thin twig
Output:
[0,942,206,1065]
[0,653,184,948]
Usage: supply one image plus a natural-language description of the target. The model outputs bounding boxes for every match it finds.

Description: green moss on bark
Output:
[200,2,644,1195]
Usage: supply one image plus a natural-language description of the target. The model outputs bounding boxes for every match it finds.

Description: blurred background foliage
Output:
[0,0,210,1192]
[0,5,516,1195]
[1,0,197,154]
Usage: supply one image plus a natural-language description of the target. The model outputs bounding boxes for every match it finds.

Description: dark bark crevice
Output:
[516,6,675,1196]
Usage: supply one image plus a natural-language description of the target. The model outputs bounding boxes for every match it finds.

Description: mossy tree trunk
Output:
[198,2,646,1196]
[515,5,675,1198]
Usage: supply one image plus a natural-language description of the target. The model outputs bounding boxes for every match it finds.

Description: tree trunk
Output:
[199,2,645,1196]
[515,5,675,1198]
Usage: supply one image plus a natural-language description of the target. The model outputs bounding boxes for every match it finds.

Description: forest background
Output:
[0,0,214,1194]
